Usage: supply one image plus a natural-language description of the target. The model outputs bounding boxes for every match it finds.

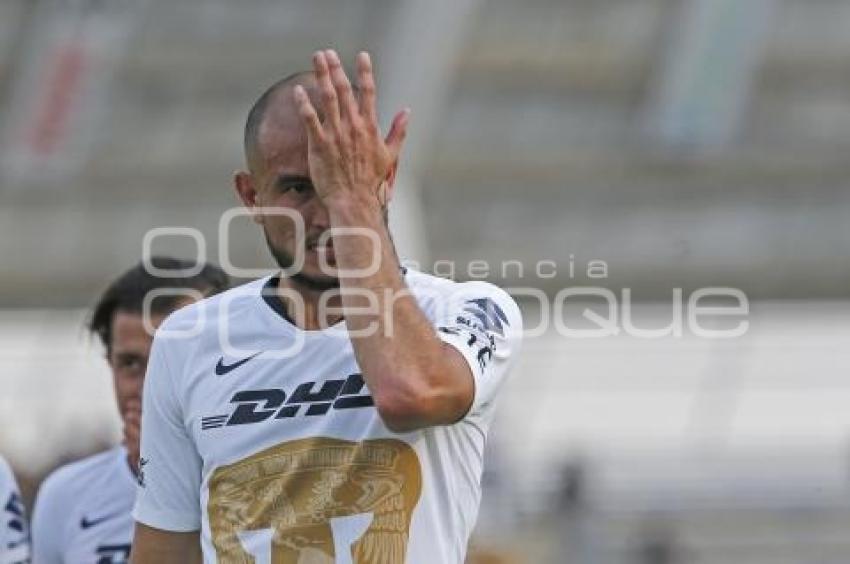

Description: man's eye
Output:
[118,357,144,370]
[279,182,310,194]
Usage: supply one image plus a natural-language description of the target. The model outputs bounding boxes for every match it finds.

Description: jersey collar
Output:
[260,267,409,327]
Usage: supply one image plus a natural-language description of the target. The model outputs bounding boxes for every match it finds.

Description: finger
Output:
[356,51,378,129]
[385,108,411,159]
[325,49,359,125]
[293,85,324,142]
[312,50,341,132]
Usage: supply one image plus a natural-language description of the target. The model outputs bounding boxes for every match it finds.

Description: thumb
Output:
[385,108,411,159]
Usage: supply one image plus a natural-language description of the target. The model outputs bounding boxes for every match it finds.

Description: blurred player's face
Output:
[108,310,167,423]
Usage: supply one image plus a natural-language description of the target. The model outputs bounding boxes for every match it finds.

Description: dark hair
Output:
[89,256,229,352]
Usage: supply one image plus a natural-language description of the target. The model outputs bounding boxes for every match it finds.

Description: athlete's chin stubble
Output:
[263,231,340,291]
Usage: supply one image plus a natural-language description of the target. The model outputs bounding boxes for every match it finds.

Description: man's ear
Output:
[233,170,263,225]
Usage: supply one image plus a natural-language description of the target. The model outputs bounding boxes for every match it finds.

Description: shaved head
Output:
[243,71,321,173]
[235,59,397,292]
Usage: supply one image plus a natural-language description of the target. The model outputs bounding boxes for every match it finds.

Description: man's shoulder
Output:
[405,268,523,340]
[157,277,269,335]
[38,447,123,502]
[0,455,15,492]
[405,268,518,308]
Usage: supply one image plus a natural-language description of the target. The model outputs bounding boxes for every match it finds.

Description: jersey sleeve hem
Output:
[433,282,523,420]
[132,505,201,533]
[437,331,483,419]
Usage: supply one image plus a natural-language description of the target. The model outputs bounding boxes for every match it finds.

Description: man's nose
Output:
[305,196,330,230]
[121,379,144,398]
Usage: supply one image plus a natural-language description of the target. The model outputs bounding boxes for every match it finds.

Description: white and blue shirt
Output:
[134,269,523,563]
[32,446,136,564]
[0,455,29,564]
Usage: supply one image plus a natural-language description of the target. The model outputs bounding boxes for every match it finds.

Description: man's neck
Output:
[276,274,344,330]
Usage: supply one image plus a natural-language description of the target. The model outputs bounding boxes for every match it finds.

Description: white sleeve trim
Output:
[132,504,201,533]
[437,330,484,418]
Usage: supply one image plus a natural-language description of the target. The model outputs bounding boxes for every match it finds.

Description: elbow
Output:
[373,388,431,433]
[379,412,424,434]
[372,376,468,433]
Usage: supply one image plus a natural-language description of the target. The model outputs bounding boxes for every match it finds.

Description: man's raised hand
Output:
[293,49,410,209]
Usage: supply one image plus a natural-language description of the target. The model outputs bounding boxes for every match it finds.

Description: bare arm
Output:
[294,49,474,432]
[130,523,201,564]
[326,195,475,432]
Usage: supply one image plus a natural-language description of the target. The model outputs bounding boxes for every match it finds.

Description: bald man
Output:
[131,50,522,564]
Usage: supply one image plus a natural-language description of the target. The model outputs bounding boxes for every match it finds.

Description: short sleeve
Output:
[31,467,67,564]
[132,334,203,532]
[0,457,30,564]
[433,282,523,420]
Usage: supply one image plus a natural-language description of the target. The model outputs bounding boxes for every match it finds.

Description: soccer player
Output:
[31,258,229,564]
[131,50,523,563]
[0,455,29,564]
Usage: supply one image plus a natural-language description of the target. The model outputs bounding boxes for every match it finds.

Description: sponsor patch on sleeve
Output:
[438,297,510,372]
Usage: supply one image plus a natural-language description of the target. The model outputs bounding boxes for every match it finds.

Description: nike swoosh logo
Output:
[80,511,121,529]
[215,352,261,375]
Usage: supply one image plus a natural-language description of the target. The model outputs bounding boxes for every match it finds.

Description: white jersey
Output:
[133,269,522,563]
[32,446,136,564]
[0,456,29,564]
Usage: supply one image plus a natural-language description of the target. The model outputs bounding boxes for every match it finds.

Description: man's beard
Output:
[263,229,340,291]
[262,208,393,292]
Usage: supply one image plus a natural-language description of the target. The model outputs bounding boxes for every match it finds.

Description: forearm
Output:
[130,523,201,564]
[294,50,474,429]
[327,198,466,429]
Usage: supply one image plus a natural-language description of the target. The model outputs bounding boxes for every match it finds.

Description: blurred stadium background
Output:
[1,0,850,562]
